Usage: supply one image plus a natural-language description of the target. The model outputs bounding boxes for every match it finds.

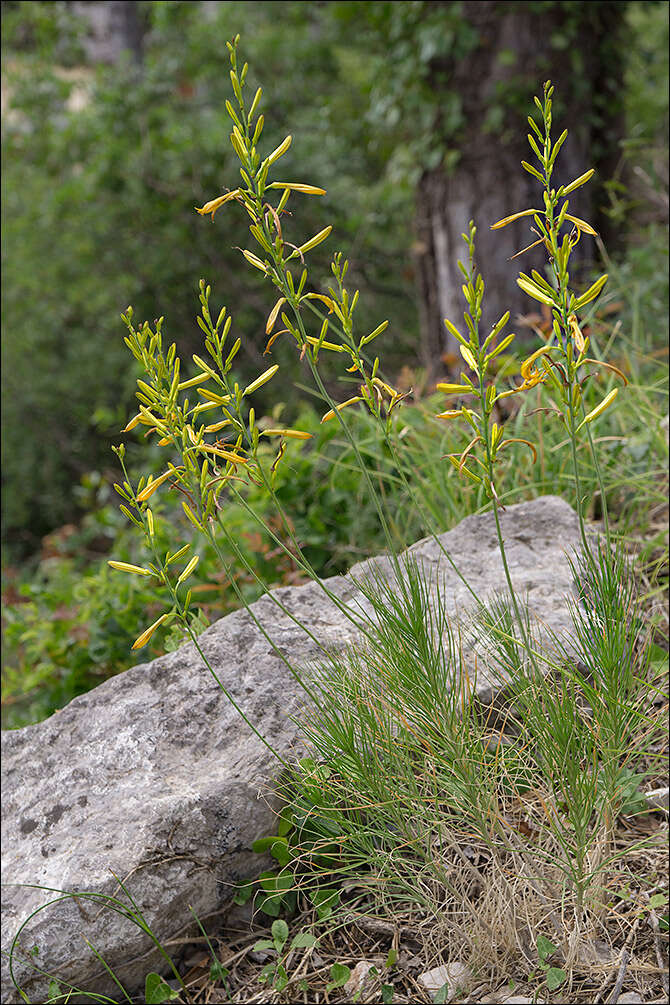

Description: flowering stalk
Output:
[195,38,423,588]
[109,443,290,768]
[436,222,544,670]
[116,302,382,709]
[490,80,627,550]
[197,37,502,619]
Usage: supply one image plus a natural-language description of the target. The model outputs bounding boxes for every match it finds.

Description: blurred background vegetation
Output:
[1,0,667,727]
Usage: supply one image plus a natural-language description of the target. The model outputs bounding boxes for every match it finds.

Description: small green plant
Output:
[534,935,567,993]
[144,972,182,1004]
[252,918,317,994]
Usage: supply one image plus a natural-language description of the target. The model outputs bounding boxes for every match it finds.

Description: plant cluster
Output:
[8,34,668,1005]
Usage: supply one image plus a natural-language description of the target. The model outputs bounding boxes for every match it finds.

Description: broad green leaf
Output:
[326,963,351,991]
[291,932,318,949]
[271,919,289,951]
[258,894,282,917]
[209,962,229,982]
[275,963,289,991]
[252,836,283,854]
[47,980,61,1003]
[546,967,567,991]
[144,972,181,1003]
[433,984,449,1004]
[536,935,557,963]
[271,840,293,866]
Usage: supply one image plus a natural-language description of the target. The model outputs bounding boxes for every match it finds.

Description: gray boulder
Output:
[1,496,582,1003]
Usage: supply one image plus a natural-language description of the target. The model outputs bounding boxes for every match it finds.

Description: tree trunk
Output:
[414,0,626,374]
[71,1,145,65]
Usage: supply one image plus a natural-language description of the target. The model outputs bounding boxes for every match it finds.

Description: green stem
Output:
[120,457,290,769]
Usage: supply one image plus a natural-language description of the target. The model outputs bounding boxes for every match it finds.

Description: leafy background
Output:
[1,0,667,727]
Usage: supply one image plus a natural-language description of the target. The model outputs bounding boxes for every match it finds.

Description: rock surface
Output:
[1,496,583,1003]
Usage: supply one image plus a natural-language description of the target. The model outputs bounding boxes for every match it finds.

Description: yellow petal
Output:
[517,277,556,306]
[460,345,478,371]
[565,214,597,236]
[176,555,199,586]
[136,467,181,502]
[261,428,313,439]
[297,226,332,255]
[182,502,202,530]
[198,444,248,464]
[561,169,595,195]
[577,388,619,430]
[490,208,542,230]
[568,314,586,353]
[267,182,326,195]
[197,388,231,405]
[131,613,171,650]
[520,345,554,379]
[242,250,268,273]
[195,190,241,218]
[121,412,143,432]
[177,371,213,390]
[304,335,344,352]
[436,382,472,395]
[266,135,292,165]
[266,297,286,334]
[242,365,279,396]
[108,561,153,576]
[321,396,363,422]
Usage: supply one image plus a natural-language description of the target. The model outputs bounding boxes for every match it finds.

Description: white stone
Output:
[418,962,469,1000]
[645,786,669,812]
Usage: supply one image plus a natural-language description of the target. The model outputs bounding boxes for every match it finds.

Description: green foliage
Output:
[1,0,419,555]
[144,972,180,1004]
[252,918,317,993]
[534,935,567,991]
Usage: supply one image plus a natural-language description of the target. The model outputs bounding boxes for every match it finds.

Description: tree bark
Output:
[71,1,145,65]
[414,1,626,374]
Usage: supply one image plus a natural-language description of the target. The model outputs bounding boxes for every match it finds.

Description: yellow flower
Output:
[176,555,199,586]
[242,365,279,396]
[296,226,333,255]
[436,382,472,395]
[261,428,313,439]
[459,345,478,371]
[321,396,363,422]
[136,467,181,503]
[132,613,171,650]
[520,346,554,380]
[266,297,287,334]
[266,135,292,165]
[267,182,326,195]
[576,388,619,430]
[195,190,241,219]
[490,208,542,230]
[108,561,153,576]
[568,314,586,353]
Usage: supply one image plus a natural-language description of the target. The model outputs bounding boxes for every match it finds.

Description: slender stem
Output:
[478,384,542,677]
[119,456,290,769]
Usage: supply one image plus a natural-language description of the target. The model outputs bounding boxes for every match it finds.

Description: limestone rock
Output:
[418,961,470,1001]
[1,496,583,1003]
